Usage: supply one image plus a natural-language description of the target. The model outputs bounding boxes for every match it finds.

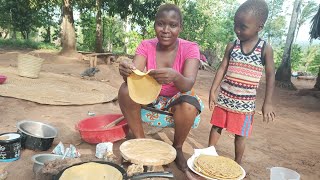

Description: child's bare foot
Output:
[174,147,188,172]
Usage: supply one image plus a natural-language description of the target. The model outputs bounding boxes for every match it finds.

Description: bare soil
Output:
[0,49,319,180]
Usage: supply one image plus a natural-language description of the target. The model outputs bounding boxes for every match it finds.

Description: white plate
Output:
[187,155,246,180]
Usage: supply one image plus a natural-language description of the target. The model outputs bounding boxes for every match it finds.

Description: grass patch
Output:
[0,39,59,50]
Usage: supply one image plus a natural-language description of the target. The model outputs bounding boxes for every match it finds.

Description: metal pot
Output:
[53,161,174,180]
[32,154,63,174]
[0,132,21,162]
[17,120,58,151]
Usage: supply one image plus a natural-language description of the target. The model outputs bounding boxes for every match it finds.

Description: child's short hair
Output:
[236,0,269,25]
[155,4,183,25]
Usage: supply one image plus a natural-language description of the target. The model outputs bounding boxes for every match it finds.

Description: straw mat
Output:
[0,66,118,105]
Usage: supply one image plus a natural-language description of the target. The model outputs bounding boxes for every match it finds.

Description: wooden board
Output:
[119,139,176,166]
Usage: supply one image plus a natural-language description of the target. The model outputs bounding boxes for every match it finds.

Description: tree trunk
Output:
[45,26,51,43]
[60,0,77,55]
[314,67,320,90]
[95,0,103,53]
[275,0,302,90]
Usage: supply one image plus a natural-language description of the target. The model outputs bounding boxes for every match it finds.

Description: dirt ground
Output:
[0,49,319,180]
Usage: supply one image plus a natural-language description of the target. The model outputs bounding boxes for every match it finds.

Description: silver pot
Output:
[17,120,58,151]
[32,154,63,173]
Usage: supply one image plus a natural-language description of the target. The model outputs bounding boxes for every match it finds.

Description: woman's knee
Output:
[118,83,129,97]
[173,102,198,115]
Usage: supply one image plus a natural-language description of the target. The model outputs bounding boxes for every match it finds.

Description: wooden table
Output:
[80,52,113,67]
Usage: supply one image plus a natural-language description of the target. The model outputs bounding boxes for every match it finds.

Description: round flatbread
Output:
[194,155,243,179]
[120,139,176,166]
[59,162,123,180]
[127,69,161,105]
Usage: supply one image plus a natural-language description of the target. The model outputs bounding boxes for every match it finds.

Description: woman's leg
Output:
[171,102,198,172]
[118,83,144,138]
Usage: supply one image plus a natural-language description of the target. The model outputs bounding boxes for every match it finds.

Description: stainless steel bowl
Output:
[17,120,58,151]
[32,154,63,173]
[17,120,57,138]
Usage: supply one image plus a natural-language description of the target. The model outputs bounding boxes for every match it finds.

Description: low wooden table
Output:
[80,52,113,67]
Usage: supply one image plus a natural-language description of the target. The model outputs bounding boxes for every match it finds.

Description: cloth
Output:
[200,54,207,62]
[211,106,254,137]
[136,38,200,97]
[217,39,266,114]
[141,90,204,128]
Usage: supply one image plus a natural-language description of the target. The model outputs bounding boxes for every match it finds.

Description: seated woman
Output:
[118,3,204,172]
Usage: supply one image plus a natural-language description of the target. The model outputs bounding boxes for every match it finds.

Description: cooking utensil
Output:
[32,154,63,174]
[53,161,174,180]
[101,116,125,129]
[17,120,58,151]
[0,132,21,162]
[76,114,128,144]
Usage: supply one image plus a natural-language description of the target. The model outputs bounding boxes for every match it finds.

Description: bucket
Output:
[0,132,22,162]
[270,167,300,180]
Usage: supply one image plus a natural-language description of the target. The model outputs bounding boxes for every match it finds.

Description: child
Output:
[209,0,275,164]
[118,4,204,172]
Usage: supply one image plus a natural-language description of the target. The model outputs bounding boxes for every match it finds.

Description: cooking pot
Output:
[17,120,57,151]
[53,161,174,180]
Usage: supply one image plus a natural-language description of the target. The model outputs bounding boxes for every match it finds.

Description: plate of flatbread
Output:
[187,154,246,180]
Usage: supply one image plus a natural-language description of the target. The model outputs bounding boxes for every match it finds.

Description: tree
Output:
[95,0,103,52]
[295,0,318,42]
[309,5,320,90]
[263,0,286,45]
[275,0,302,90]
[60,0,77,55]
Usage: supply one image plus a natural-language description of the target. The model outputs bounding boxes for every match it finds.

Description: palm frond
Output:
[310,5,320,39]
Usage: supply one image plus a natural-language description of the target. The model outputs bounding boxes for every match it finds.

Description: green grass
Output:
[0,39,59,50]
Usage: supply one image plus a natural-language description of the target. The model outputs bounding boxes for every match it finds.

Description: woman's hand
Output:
[119,61,136,81]
[148,68,179,84]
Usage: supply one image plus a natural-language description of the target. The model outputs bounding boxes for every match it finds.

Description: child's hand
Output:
[262,103,275,123]
[209,90,217,111]
[119,61,136,79]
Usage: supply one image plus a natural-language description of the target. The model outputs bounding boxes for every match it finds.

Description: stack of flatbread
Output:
[193,155,243,180]
[59,162,123,180]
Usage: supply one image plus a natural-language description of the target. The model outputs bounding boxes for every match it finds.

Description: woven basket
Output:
[17,53,44,78]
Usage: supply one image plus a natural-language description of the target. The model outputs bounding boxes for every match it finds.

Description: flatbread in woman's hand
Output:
[127,69,161,105]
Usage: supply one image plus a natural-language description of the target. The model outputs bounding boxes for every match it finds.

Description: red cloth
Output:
[210,106,254,137]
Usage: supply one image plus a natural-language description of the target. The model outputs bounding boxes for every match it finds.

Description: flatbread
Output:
[194,155,243,179]
[119,139,176,166]
[127,69,161,105]
[59,162,123,180]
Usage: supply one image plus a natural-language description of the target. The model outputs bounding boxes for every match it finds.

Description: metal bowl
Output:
[17,120,57,139]
[17,120,58,151]
[32,154,63,173]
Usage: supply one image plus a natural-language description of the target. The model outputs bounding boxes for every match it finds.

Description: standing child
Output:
[209,0,275,164]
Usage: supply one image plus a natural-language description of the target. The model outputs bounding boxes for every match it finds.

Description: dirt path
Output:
[0,50,319,180]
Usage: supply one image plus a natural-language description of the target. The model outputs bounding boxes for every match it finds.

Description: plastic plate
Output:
[187,155,246,180]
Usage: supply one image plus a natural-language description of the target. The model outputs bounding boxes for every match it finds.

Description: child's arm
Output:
[262,44,276,122]
[209,43,233,111]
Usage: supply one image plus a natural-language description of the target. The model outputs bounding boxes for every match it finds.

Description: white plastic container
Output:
[270,167,300,180]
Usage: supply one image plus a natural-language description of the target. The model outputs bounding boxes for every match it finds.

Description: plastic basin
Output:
[0,75,7,84]
[270,167,300,180]
[76,114,129,144]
